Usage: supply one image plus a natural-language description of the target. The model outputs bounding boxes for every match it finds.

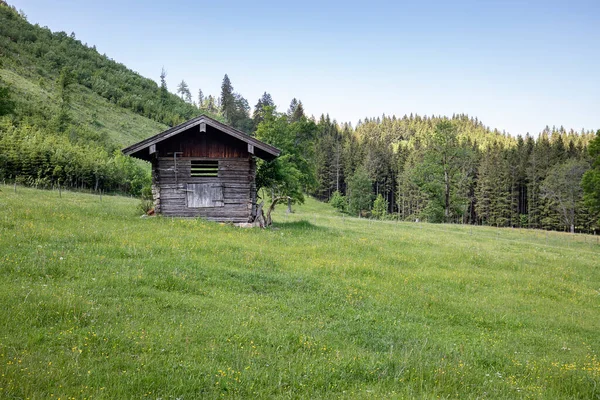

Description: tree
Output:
[230,93,252,132]
[220,74,235,121]
[372,193,388,219]
[347,167,373,217]
[582,130,600,224]
[252,92,274,131]
[54,67,75,132]
[287,98,299,118]
[205,95,218,114]
[313,114,344,200]
[159,67,168,106]
[541,159,589,233]
[475,145,511,226]
[527,134,553,229]
[0,82,15,116]
[197,88,204,107]
[290,101,305,122]
[397,150,427,220]
[417,120,472,222]
[329,190,347,212]
[254,107,307,225]
[176,80,191,103]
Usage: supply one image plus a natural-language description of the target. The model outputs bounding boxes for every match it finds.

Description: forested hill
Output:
[0,1,599,233]
[0,2,216,194]
[0,2,206,131]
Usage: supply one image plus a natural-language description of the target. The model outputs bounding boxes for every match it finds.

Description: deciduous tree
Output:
[582,130,600,224]
[347,167,373,217]
[541,159,589,233]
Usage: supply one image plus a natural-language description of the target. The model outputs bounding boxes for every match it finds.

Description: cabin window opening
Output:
[190,160,219,177]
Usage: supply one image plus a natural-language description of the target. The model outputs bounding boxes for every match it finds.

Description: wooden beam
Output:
[149,144,156,154]
[248,144,254,154]
[199,122,206,132]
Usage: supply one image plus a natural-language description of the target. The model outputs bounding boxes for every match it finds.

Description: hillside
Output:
[0,68,166,148]
[1,186,599,398]
[0,3,204,129]
[0,3,210,195]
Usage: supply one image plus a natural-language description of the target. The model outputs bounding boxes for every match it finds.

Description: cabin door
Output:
[186,183,224,208]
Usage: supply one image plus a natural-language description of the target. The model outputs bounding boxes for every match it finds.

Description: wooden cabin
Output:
[122,115,280,223]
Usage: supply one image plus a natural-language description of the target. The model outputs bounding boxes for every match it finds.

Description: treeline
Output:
[311,114,599,233]
[0,120,147,194]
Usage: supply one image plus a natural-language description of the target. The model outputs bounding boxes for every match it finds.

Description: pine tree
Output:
[197,88,204,108]
[252,92,274,132]
[313,117,336,199]
[527,134,551,228]
[220,74,235,121]
[475,145,510,226]
[230,93,253,132]
[287,98,299,119]
[290,101,305,122]
[159,67,168,106]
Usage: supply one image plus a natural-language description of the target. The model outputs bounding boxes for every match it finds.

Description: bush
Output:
[371,193,388,219]
[519,214,528,228]
[138,198,154,215]
[329,190,347,212]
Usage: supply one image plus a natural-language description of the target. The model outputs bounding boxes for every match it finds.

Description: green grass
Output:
[1,186,599,399]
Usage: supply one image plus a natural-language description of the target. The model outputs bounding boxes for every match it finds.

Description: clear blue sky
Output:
[11,0,600,135]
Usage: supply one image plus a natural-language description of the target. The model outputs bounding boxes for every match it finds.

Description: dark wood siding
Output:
[156,157,255,222]
[158,125,249,158]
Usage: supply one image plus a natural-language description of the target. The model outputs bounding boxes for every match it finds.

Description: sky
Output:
[10,0,600,135]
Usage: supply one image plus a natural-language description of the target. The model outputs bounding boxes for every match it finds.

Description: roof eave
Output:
[121,115,280,160]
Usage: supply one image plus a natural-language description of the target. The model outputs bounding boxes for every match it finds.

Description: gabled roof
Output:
[122,114,281,161]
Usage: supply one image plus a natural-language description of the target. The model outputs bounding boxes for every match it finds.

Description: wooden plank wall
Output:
[151,156,161,213]
[156,157,255,222]
[158,128,249,158]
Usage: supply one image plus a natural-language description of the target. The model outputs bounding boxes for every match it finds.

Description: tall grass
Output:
[1,186,599,399]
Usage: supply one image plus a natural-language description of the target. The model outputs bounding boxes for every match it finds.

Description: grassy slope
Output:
[0,68,166,147]
[1,187,599,399]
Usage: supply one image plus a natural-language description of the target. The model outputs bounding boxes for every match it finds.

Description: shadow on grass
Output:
[272,219,327,232]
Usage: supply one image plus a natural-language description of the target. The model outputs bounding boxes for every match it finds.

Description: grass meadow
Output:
[1,186,599,399]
